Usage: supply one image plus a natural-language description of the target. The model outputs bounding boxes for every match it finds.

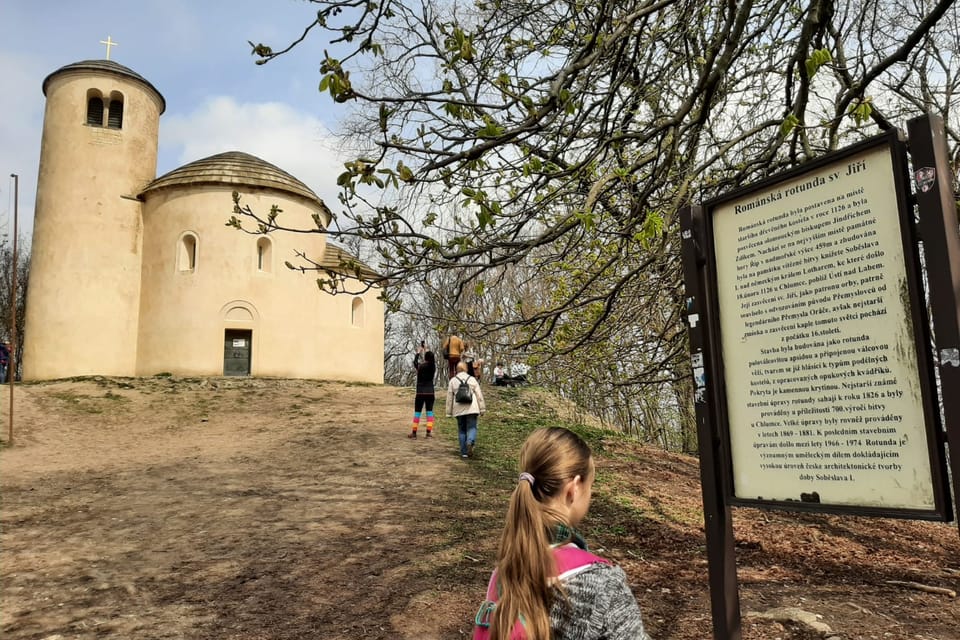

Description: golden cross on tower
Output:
[100,36,118,60]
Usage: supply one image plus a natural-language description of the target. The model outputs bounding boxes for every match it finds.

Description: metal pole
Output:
[8,173,17,446]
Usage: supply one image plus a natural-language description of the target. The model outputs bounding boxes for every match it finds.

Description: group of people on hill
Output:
[492,361,530,386]
[409,335,652,639]
[410,336,485,459]
[439,334,486,381]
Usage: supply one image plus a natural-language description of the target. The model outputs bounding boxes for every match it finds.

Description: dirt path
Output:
[3,377,958,640]
[1,377,488,640]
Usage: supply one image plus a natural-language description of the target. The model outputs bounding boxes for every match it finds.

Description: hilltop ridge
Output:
[0,376,957,639]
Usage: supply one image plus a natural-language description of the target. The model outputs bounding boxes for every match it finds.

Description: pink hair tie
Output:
[518,472,535,486]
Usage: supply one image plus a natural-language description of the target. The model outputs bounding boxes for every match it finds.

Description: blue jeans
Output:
[457,414,478,456]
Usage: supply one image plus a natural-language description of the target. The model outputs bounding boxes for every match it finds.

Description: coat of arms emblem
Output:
[914,167,936,193]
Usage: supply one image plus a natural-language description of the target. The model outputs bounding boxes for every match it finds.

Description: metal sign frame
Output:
[680,116,959,640]
[695,130,951,520]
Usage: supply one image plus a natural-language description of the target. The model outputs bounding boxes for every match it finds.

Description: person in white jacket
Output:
[447,361,486,458]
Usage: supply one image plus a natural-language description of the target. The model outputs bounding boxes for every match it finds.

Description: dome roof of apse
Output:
[43,59,166,114]
[140,151,332,222]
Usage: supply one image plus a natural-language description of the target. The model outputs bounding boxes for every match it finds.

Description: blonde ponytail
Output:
[489,428,593,640]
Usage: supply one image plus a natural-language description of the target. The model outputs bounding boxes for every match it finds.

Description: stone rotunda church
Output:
[22,58,384,382]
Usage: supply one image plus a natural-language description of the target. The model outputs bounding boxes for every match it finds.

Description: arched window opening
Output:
[178,234,197,272]
[86,95,104,126]
[107,95,124,129]
[351,297,364,328]
[256,237,272,272]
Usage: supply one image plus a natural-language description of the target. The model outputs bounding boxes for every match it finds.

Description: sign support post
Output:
[906,113,960,535]
[680,205,741,640]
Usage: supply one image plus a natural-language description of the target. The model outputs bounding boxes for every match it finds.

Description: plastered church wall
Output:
[24,60,384,384]
[137,187,384,382]
[23,68,162,379]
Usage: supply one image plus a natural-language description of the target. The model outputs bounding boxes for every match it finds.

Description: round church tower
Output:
[23,60,165,379]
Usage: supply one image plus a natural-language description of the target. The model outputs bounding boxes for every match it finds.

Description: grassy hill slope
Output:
[460,384,959,639]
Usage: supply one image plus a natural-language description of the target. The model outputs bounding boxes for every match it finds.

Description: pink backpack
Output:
[472,545,610,639]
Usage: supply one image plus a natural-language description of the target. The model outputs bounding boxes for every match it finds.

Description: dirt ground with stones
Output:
[1,376,493,640]
[1,376,958,640]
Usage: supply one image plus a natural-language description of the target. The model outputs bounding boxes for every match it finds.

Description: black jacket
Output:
[413,353,436,395]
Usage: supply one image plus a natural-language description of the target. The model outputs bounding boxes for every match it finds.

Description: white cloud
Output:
[159,97,349,217]
[0,1,356,245]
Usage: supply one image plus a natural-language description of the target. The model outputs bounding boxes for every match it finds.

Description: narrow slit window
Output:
[86,96,104,126]
[351,297,364,327]
[178,234,197,272]
[107,98,124,129]
[256,237,272,272]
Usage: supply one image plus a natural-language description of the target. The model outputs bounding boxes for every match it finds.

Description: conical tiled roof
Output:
[43,59,165,113]
[318,240,380,281]
[141,151,331,220]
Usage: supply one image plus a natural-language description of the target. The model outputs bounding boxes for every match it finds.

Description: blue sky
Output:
[0,0,356,242]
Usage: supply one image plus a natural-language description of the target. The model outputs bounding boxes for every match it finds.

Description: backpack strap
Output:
[553,544,610,580]
[473,570,500,639]
[473,545,609,639]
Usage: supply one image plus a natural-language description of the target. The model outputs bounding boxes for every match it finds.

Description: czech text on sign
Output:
[711,143,935,510]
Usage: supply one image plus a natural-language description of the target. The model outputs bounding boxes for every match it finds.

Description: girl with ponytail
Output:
[473,427,651,639]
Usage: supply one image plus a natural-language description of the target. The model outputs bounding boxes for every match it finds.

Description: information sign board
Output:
[704,133,950,516]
